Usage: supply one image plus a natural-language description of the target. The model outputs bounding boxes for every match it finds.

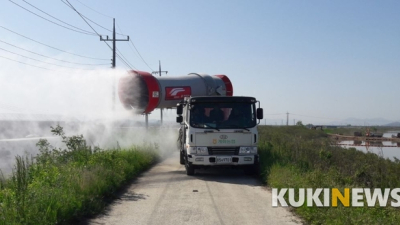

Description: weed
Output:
[258,126,400,224]
[0,126,158,224]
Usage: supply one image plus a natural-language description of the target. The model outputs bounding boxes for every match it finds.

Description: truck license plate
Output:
[216,157,232,163]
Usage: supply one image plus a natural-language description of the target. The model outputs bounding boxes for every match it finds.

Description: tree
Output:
[296,121,304,126]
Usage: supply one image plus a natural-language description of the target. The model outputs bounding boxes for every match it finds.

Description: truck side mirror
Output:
[177,104,183,115]
[256,108,263,120]
[176,115,183,123]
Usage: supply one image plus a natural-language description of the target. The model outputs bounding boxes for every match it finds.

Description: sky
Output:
[0,0,399,125]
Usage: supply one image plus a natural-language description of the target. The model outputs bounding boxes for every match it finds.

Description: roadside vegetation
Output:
[0,125,158,225]
[258,126,400,225]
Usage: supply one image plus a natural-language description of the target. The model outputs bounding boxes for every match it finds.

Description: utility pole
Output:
[100,18,129,111]
[152,61,168,125]
[286,112,289,126]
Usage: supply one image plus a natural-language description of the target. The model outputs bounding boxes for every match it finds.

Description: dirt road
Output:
[86,152,301,225]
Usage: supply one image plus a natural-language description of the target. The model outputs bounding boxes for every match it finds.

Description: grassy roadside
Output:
[0,125,159,225]
[258,126,400,225]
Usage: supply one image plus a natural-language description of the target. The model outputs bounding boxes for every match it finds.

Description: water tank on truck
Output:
[118,70,233,114]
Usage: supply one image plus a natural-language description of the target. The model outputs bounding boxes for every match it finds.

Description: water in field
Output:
[338,131,400,161]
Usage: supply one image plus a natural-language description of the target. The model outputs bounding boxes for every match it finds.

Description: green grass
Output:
[258,126,400,225]
[0,125,158,225]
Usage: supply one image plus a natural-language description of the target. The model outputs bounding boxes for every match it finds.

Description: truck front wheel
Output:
[180,151,185,165]
[185,155,195,176]
[244,163,260,176]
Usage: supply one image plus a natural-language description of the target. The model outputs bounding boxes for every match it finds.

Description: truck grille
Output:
[208,147,239,155]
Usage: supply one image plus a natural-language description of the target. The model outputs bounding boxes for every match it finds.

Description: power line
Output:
[63,0,125,66]
[128,39,153,71]
[0,39,109,65]
[0,26,108,60]
[62,0,118,69]
[62,0,102,36]
[62,0,127,36]
[0,47,98,70]
[65,0,128,36]
[66,2,132,70]
[116,23,153,71]
[62,2,152,70]
[0,55,51,70]
[116,48,137,69]
[8,0,97,36]
[64,0,133,112]
[64,0,150,73]
[74,0,113,19]
[63,0,134,71]
[81,14,128,36]
[20,0,98,35]
[115,53,134,69]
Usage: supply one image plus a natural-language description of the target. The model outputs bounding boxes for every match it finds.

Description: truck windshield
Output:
[189,102,256,129]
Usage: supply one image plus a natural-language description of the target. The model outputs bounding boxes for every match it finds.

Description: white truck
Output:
[176,96,263,175]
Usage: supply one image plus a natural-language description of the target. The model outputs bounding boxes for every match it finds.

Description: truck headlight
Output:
[239,147,257,154]
[189,147,197,154]
[189,146,208,155]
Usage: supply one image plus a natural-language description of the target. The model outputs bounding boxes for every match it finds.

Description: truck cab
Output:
[176,96,263,175]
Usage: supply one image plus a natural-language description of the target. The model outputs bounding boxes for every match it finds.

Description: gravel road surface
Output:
[86,152,302,225]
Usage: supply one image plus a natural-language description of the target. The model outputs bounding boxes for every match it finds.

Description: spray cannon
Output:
[118,70,233,114]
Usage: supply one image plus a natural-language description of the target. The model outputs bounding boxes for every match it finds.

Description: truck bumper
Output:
[187,154,258,166]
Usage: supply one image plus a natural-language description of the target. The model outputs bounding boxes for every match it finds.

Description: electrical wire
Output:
[116,52,134,70]
[63,0,116,67]
[80,14,127,36]
[8,0,97,36]
[64,0,117,68]
[63,0,151,70]
[116,23,154,71]
[74,0,113,19]
[116,47,137,70]
[0,55,51,70]
[62,1,128,36]
[64,0,135,70]
[62,0,101,36]
[0,47,99,70]
[128,39,153,71]
[21,0,98,35]
[0,39,109,65]
[0,26,108,60]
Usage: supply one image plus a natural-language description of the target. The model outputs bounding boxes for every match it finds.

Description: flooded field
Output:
[338,131,400,161]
